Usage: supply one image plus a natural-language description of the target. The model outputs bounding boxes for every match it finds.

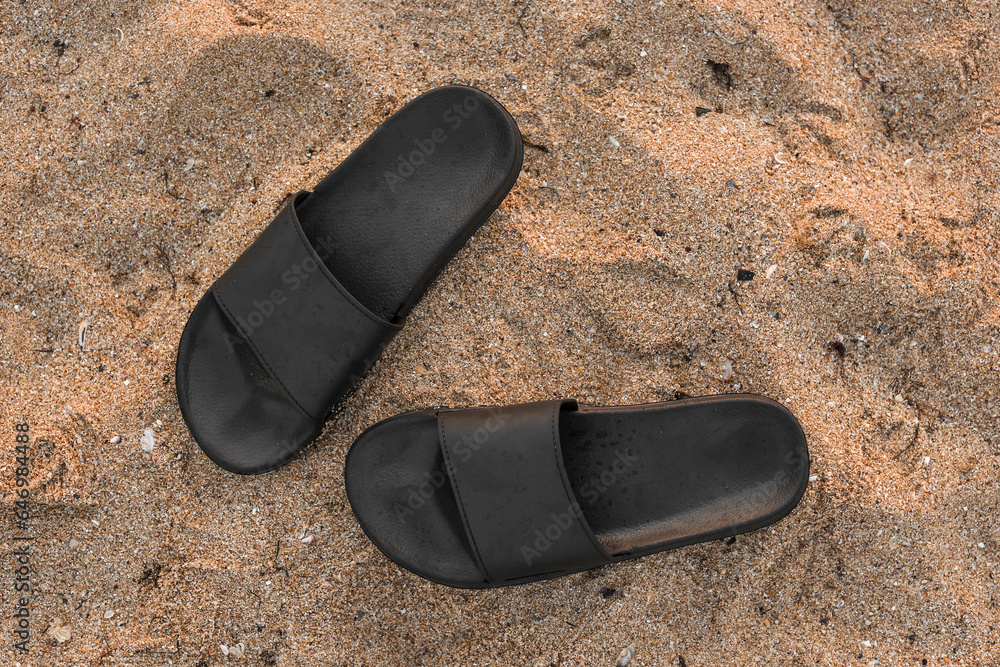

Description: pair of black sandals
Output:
[175,86,810,589]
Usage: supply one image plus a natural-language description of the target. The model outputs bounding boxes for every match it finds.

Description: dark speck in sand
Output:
[736,269,755,281]
[695,106,712,117]
[827,340,847,359]
[812,205,847,219]
[707,59,733,89]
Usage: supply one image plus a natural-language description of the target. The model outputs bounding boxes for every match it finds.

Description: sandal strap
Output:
[212,193,402,421]
[438,399,610,582]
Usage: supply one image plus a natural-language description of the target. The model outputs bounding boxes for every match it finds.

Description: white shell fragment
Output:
[222,642,246,658]
[104,610,115,619]
[300,534,316,545]
[607,135,620,148]
[141,428,156,453]
[721,358,733,381]
[47,619,72,643]
[765,264,778,279]
[617,643,636,667]
[78,321,88,350]
[110,435,122,444]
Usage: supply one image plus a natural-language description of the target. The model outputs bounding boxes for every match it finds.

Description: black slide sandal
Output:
[175,86,523,474]
[345,395,809,588]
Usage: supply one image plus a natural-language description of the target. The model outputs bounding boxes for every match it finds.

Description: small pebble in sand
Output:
[141,428,156,453]
[616,643,635,666]
[68,538,80,548]
[104,610,115,619]
[765,264,778,279]
[109,435,122,444]
[774,152,791,165]
[695,106,712,117]
[607,135,620,148]
[183,158,195,171]
[737,268,755,281]
[78,321,88,350]
[47,619,72,643]
[721,359,733,381]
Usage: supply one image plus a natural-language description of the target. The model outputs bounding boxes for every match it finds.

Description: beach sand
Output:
[1,0,998,664]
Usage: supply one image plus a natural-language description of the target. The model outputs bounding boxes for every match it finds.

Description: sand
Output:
[1,0,999,664]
